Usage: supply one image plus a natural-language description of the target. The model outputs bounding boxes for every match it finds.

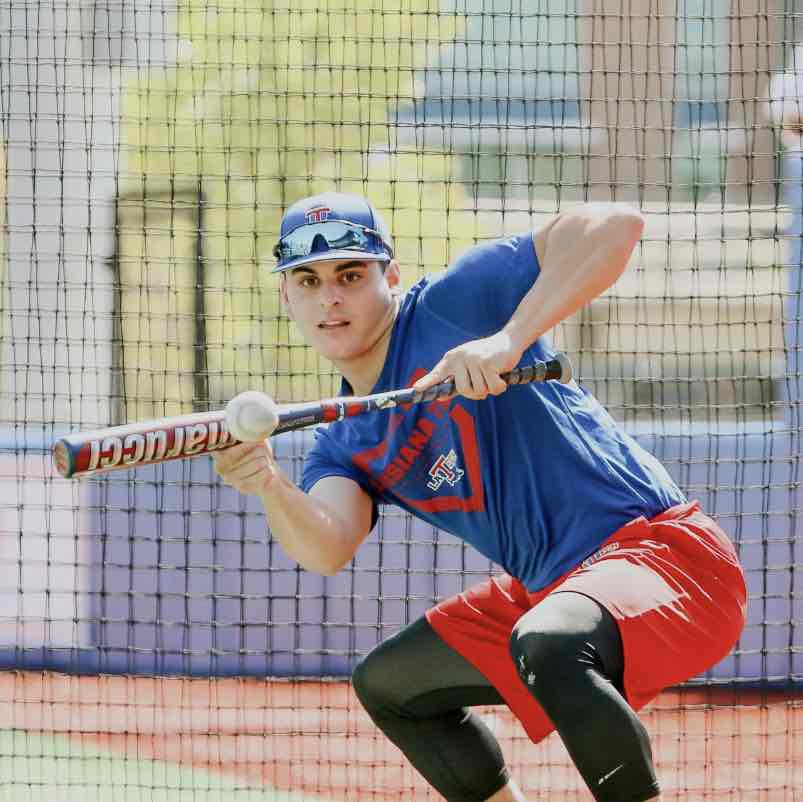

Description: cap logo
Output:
[304,206,331,224]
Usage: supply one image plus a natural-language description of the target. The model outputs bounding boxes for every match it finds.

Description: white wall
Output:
[1,0,177,433]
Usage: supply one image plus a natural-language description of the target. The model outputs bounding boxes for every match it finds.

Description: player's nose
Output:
[319,283,344,308]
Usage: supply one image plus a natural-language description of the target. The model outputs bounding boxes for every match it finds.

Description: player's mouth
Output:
[318,320,350,329]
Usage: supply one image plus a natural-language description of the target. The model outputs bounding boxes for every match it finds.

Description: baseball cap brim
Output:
[271,250,391,274]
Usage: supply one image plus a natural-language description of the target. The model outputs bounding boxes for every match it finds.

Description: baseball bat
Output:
[52,353,572,479]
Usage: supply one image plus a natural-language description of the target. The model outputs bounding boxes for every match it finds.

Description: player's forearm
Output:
[258,474,356,575]
[503,207,644,352]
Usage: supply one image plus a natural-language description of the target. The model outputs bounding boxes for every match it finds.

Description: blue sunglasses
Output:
[273,220,393,266]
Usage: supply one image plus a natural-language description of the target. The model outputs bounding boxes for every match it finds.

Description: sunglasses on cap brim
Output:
[273,220,393,264]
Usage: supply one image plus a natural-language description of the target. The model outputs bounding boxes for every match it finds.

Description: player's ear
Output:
[279,274,293,319]
[384,259,401,293]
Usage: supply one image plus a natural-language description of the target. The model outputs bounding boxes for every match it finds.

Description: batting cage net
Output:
[1,1,802,800]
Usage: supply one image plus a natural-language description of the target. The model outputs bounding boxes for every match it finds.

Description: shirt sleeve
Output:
[300,426,381,529]
[301,426,369,492]
[418,233,540,337]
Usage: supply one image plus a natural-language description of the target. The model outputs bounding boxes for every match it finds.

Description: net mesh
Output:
[1,1,802,800]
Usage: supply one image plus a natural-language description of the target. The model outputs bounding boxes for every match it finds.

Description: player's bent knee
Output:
[508,625,575,696]
[351,642,415,720]
[351,650,392,714]
[508,593,624,700]
[508,606,586,688]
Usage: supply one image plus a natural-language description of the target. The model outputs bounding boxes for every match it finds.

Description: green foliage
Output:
[118,0,471,411]
[460,146,584,204]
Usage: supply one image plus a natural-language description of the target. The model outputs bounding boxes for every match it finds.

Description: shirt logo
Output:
[427,449,465,491]
[351,367,485,515]
[597,764,625,786]
[304,206,331,224]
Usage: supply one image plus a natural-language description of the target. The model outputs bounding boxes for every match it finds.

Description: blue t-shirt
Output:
[301,233,686,591]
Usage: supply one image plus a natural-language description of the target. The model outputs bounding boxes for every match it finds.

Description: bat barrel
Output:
[53,411,235,479]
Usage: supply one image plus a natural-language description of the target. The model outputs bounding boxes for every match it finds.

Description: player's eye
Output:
[298,276,319,288]
[340,271,362,284]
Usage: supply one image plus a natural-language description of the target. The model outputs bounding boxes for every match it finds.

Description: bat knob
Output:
[225,391,280,442]
[555,352,573,384]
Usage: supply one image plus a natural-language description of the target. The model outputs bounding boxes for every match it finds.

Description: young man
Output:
[213,192,747,802]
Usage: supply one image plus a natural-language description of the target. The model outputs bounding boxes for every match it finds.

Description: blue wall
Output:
[1,426,800,686]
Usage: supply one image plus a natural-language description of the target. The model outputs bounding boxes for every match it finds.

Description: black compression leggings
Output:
[351,591,661,802]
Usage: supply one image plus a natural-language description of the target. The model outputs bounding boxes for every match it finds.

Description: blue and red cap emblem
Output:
[272,192,394,273]
[304,206,331,224]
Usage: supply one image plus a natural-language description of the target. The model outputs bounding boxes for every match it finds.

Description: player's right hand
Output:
[413,331,521,400]
[211,440,280,497]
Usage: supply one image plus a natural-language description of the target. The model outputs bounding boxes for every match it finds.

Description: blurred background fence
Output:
[1,1,802,800]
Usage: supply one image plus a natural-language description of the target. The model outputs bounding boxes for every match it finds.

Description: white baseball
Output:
[225,391,280,442]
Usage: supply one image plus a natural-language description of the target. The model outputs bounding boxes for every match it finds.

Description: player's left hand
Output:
[412,331,523,400]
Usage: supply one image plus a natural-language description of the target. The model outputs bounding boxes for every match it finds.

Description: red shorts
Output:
[425,501,747,744]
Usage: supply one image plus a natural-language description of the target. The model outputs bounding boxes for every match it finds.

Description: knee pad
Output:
[508,592,624,701]
[509,625,588,695]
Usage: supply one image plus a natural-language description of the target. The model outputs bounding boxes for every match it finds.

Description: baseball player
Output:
[213,192,747,802]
